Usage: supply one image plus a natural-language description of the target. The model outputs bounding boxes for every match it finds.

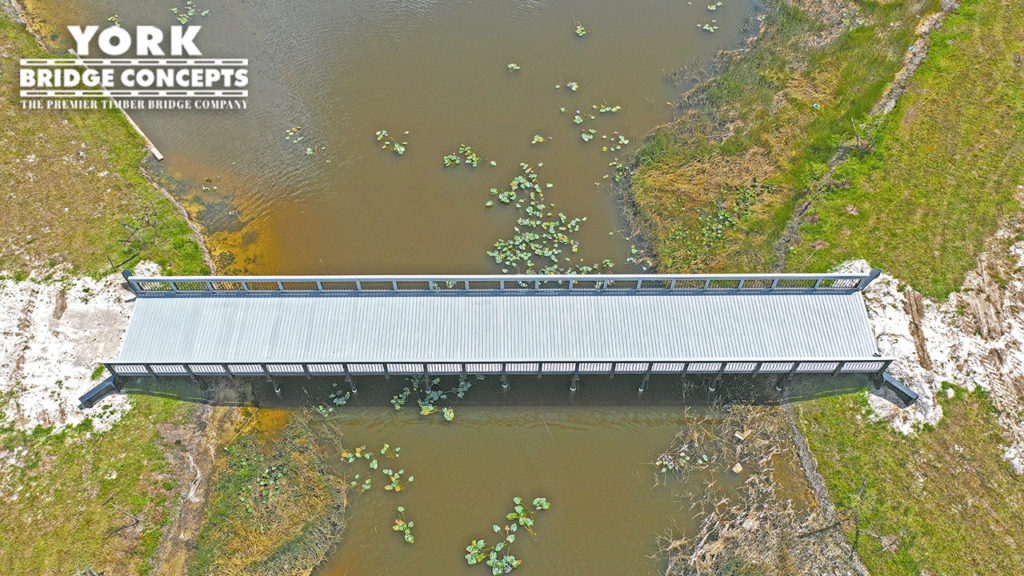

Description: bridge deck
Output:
[106,273,893,379]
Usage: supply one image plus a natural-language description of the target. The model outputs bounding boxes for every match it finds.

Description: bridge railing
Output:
[104,357,894,382]
[123,270,881,296]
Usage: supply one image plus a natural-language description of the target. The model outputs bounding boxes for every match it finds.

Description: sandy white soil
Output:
[837,234,1024,476]
[0,262,158,432]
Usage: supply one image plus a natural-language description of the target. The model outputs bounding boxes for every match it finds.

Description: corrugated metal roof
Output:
[118,290,880,364]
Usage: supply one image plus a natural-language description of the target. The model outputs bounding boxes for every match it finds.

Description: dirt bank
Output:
[836,218,1024,476]
[0,261,159,431]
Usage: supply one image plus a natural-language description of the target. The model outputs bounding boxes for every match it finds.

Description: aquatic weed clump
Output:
[487,163,613,274]
[465,496,551,574]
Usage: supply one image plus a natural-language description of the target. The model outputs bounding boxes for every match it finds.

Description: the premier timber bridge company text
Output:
[18,25,248,110]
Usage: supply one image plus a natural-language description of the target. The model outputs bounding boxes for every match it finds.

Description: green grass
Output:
[632,1,1024,574]
[630,0,931,273]
[0,16,208,277]
[190,413,348,576]
[794,387,1024,574]
[790,0,1024,297]
[0,395,194,576]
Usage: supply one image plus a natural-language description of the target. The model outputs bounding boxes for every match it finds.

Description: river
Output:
[23,0,761,573]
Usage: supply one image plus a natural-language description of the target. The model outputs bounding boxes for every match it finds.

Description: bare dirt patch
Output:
[0,261,159,431]
[835,231,1024,476]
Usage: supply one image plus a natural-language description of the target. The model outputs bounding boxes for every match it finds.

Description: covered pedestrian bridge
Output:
[92,271,915,406]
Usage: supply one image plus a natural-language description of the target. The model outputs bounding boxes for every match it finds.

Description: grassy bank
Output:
[794,388,1024,573]
[631,0,1024,573]
[0,395,192,575]
[789,0,1024,297]
[632,0,932,275]
[0,16,208,278]
[190,411,348,576]
[0,10,214,576]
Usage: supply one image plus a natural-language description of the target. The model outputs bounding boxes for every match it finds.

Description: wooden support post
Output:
[710,363,724,392]
[262,364,273,383]
[609,362,617,379]
[501,363,508,389]
[343,364,356,393]
[303,364,312,380]
[183,364,198,383]
[107,364,124,391]
[640,363,652,392]
[223,363,234,379]
[831,361,845,377]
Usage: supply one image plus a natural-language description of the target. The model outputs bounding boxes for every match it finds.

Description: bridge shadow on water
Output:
[112,371,880,410]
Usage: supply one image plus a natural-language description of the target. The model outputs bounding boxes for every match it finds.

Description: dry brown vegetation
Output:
[658,405,866,576]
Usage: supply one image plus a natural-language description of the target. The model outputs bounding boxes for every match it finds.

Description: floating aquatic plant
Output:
[465,496,551,573]
[391,376,474,420]
[393,507,415,543]
[566,81,579,92]
[171,0,208,24]
[376,129,408,155]
[707,1,723,10]
[507,63,521,71]
[444,144,484,167]
[486,163,613,274]
[531,135,546,144]
[342,443,413,493]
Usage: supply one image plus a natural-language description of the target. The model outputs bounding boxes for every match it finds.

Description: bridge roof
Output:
[115,273,883,365]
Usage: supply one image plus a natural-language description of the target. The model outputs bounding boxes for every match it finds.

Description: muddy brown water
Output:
[24,0,754,275]
[22,0,771,573]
